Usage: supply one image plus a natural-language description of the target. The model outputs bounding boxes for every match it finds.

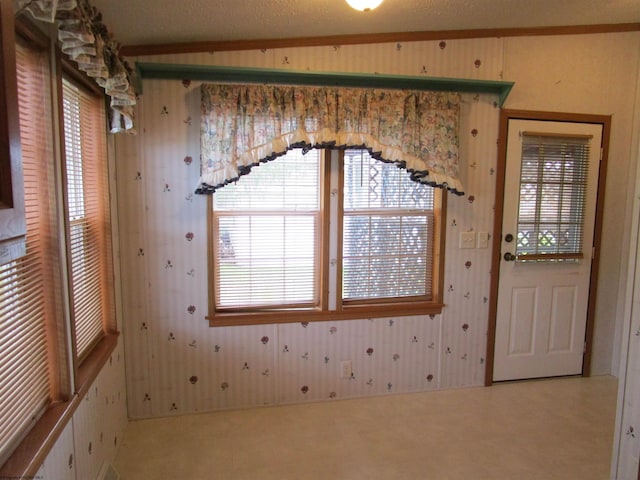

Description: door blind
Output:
[62,79,113,359]
[516,133,591,261]
[0,39,56,466]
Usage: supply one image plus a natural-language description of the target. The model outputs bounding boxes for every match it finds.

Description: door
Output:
[492,118,603,382]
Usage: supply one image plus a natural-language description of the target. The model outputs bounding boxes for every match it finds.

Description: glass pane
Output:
[213,149,320,309]
[343,150,432,211]
[217,215,317,307]
[342,149,434,301]
[214,149,319,211]
[516,135,589,261]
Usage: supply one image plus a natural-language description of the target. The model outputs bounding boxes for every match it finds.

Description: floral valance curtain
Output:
[199,83,463,195]
[15,0,136,133]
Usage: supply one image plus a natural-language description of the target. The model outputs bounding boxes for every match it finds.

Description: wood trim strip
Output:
[15,16,50,51]
[321,150,331,311]
[136,63,515,107]
[522,131,594,140]
[0,0,21,209]
[209,303,445,327]
[207,195,215,323]
[485,109,510,386]
[120,23,640,57]
[582,115,611,377]
[516,253,584,261]
[434,188,447,306]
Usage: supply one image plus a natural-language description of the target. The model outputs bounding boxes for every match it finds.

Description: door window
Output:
[516,132,591,262]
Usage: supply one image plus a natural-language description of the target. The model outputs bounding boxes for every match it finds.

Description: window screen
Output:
[342,150,434,301]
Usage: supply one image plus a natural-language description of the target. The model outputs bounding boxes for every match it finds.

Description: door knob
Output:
[505,233,514,243]
[503,252,516,262]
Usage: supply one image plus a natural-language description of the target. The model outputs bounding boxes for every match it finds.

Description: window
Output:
[342,149,435,303]
[213,149,322,311]
[209,148,444,326]
[62,77,115,360]
[516,133,590,262]
[0,34,62,467]
[0,19,118,478]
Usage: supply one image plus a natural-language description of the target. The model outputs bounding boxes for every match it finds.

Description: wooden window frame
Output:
[0,16,119,480]
[60,72,115,363]
[207,148,446,327]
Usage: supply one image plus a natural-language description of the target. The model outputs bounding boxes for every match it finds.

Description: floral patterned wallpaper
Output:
[115,37,502,420]
[37,340,127,480]
[116,35,640,475]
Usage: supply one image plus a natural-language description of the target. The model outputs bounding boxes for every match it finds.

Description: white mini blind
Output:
[0,40,55,466]
[62,79,112,359]
[342,150,434,301]
[212,149,321,309]
[516,133,590,261]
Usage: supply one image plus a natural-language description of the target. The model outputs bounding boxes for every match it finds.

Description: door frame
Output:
[485,109,611,386]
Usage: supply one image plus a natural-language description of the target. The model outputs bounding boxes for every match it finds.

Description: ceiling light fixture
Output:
[345,0,383,12]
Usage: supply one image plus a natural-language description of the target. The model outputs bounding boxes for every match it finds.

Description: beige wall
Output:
[503,32,640,375]
[612,51,640,479]
[114,31,640,420]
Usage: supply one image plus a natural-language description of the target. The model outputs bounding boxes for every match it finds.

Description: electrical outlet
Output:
[459,231,476,249]
[340,360,352,379]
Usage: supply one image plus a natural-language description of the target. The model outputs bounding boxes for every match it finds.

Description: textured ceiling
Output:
[89,0,640,48]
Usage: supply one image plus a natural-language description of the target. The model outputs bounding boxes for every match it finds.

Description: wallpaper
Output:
[37,339,127,480]
[115,37,502,420]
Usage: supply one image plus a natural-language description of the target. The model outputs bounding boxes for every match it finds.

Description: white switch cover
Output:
[459,231,476,249]
[340,360,352,379]
[477,231,489,249]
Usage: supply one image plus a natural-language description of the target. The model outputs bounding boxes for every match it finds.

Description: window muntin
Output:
[516,133,590,262]
[209,148,443,324]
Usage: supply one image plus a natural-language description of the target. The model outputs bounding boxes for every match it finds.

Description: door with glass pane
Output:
[493,119,602,382]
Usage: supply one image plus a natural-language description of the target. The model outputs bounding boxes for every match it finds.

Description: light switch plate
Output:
[459,231,476,249]
[477,231,489,249]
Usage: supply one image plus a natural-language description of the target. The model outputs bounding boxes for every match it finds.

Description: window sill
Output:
[0,332,119,479]
[208,303,444,327]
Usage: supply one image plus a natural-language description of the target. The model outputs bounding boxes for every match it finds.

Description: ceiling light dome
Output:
[345,0,384,12]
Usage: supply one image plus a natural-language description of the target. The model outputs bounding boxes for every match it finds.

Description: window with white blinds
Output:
[209,147,442,323]
[212,149,321,309]
[62,78,113,359]
[516,133,590,262]
[0,38,58,466]
[342,150,434,302]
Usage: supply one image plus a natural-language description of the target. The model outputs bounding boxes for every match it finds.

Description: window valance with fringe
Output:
[198,83,463,195]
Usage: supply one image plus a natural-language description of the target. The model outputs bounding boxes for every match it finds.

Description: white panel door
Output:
[493,119,602,382]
